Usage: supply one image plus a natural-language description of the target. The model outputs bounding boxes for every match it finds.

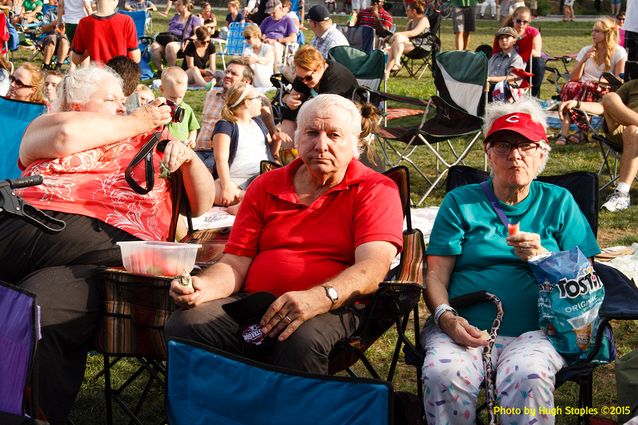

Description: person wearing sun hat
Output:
[307,4,349,58]
[421,99,600,425]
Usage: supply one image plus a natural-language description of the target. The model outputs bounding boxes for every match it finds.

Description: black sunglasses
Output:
[515,18,529,25]
[296,68,319,83]
[10,75,34,89]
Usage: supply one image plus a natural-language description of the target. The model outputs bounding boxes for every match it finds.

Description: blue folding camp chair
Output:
[0,281,40,422]
[118,10,154,80]
[336,24,376,53]
[167,338,394,425]
[0,97,47,179]
[214,22,248,70]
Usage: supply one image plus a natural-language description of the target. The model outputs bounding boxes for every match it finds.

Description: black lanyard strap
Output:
[124,131,165,195]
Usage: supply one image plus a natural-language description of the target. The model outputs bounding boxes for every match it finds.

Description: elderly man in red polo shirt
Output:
[167,94,403,374]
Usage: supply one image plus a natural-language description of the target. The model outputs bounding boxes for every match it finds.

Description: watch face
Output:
[326,287,338,301]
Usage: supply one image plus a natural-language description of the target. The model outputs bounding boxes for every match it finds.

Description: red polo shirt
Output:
[224,158,404,296]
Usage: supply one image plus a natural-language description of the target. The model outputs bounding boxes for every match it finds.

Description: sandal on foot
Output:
[555,134,568,145]
[565,134,582,145]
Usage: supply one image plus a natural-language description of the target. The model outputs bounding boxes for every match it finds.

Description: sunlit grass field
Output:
[9,9,638,424]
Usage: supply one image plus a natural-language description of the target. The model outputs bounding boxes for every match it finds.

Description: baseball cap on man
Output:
[265,0,282,13]
[495,26,518,39]
[484,112,548,144]
[306,4,330,22]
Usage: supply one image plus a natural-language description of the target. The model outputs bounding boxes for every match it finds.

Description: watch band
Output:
[433,303,458,327]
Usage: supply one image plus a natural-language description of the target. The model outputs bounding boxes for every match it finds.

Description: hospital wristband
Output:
[433,304,458,327]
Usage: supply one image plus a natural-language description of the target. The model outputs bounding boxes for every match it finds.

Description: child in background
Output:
[125,0,157,12]
[487,26,525,101]
[135,84,155,105]
[160,67,200,149]
[563,0,574,22]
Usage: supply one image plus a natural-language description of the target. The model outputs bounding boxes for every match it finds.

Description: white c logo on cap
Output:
[505,115,520,123]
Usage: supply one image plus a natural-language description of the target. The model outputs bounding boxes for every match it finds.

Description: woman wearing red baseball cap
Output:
[421,99,600,425]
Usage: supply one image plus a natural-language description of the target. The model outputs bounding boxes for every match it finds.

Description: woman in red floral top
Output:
[0,64,214,425]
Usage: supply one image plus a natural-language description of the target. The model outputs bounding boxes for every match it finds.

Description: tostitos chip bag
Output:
[529,247,612,365]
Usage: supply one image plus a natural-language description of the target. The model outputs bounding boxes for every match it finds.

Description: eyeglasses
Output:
[296,68,319,83]
[9,75,34,89]
[490,141,541,156]
[515,19,529,25]
[244,36,252,40]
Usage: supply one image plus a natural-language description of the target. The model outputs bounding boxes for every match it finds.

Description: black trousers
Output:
[0,212,137,425]
[626,31,638,63]
[531,56,545,98]
[165,293,363,374]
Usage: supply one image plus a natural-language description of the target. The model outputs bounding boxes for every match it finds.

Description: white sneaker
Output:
[602,190,630,212]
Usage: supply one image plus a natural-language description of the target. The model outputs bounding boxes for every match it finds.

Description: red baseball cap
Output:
[484,112,548,144]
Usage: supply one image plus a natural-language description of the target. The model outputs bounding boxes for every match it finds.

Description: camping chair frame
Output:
[326,166,425,387]
[571,108,636,193]
[95,170,189,425]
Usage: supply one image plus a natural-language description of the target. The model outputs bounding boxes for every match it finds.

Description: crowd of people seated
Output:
[2,1,638,424]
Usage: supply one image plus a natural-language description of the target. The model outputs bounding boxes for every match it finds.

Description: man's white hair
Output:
[294,94,362,159]
[53,64,123,112]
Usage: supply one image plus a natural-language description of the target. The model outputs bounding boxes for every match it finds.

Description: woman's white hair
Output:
[53,64,123,112]
[294,94,362,159]
[483,99,551,176]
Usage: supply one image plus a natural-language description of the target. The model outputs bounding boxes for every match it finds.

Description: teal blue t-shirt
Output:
[167,102,200,142]
[427,179,600,336]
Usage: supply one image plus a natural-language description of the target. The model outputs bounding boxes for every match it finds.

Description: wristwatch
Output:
[323,285,339,309]
[433,303,458,327]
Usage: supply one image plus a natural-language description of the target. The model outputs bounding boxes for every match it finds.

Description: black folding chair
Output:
[399,12,441,80]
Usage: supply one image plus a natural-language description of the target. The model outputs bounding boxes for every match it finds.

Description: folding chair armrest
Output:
[410,32,440,49]
[355,86,430,108]
[449,290,492,309]
[139,35,154,45]
[572,108,605,134]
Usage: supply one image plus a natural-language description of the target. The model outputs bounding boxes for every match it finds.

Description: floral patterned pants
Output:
[421,322,567,425]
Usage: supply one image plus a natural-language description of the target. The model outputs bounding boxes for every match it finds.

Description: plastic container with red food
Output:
[117,241,201,276]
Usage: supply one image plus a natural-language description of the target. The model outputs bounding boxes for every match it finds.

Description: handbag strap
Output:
[181,14,193,40]
[479,180,510,228]
[125,131,164,195]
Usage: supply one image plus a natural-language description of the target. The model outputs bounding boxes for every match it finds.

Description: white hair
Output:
[294,94,362,159]
[53,64,123,112]
[483,99,551,176]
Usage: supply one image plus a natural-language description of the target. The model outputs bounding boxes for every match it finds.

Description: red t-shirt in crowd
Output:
[71,13,139,64]
[492,25,540,64]
[224,158,404,297]
[356,7,393,31]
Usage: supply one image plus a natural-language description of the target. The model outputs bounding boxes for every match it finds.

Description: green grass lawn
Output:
[9,10,638,425]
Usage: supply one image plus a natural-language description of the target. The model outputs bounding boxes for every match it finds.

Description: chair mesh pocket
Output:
[97,268,176,359]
